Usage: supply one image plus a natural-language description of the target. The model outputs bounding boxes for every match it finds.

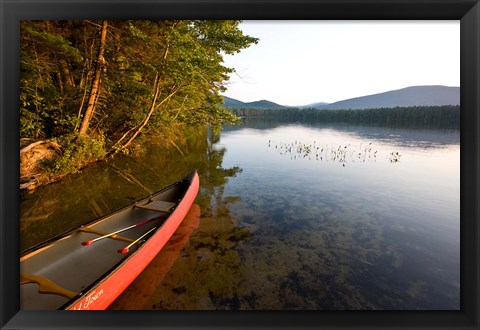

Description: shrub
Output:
[46,133,107,176]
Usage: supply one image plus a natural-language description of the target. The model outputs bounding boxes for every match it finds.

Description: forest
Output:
[20,20,257,186]
[229,105,460,129]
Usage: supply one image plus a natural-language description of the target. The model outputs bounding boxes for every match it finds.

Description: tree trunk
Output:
[119,74,161,151]
[77,20,108,138]
[60,59,75,88]
[111,44,173,154]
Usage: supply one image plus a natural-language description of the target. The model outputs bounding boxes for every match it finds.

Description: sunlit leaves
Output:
[20,20,257,150]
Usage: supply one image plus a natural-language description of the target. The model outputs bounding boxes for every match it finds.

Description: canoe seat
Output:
[78,227,135,243]
[135,200,176,213]
[20,273,78,299]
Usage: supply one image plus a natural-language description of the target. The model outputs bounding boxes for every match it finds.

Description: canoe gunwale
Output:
[20,172,194,257]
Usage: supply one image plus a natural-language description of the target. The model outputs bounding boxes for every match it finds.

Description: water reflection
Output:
[216,120,459,309]
[20,121,460,310]
[108,203,202,310]
[20,126,256,310]
[223,118,459,149]
[20,127,244,251]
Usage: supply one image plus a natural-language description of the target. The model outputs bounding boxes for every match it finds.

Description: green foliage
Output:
[20,109,45,138]
[20,21,95,139]
[21,24,83,63]
[20,20,257,180]
[46,134,107,175]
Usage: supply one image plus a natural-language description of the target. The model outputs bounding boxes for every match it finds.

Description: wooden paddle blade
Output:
[20,273,78,299]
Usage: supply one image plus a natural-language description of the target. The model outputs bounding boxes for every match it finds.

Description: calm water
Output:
[20,120,460,310]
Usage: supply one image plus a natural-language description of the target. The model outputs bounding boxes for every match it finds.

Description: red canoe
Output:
[20,171,199,310]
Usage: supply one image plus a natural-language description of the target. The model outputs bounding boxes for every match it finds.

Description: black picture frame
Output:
[1,0,478,329]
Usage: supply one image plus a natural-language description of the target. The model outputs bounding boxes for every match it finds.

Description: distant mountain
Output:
[222,96,246,108]
[222,96,287,109]
[312,85,460,110]
[223,85,460,111]
[298,102,330,109]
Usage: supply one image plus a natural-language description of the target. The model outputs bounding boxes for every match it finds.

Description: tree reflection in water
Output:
[20,121,460,310]
[20,126,251,311]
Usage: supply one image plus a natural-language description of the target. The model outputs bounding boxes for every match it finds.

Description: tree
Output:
[20,21,85,138]
[77,20,108,138]
[105,20,257,154]
[20,20,258,156]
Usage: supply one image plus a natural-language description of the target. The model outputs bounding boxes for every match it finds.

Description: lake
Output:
[20,120,460,310]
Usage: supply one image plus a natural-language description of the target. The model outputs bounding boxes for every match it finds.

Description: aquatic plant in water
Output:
[268,140,401,165]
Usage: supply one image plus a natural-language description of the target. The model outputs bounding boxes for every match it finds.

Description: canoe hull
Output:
[66,172,199,310]
[20,171,199,310]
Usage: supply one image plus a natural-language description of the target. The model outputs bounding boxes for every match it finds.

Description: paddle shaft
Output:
[82,217,161,246]
[118,226,157,254]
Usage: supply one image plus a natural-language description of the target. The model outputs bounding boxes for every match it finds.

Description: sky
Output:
[221,21,460,106]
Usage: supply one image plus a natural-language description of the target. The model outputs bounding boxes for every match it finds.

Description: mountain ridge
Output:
[222,85,460,110]
[222,96,287,109]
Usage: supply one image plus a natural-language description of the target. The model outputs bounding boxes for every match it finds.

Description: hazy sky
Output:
[222,21,460,106]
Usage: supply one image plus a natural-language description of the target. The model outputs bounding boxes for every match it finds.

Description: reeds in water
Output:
[268,140,401,166]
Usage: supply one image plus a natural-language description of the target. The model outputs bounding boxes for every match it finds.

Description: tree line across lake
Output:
[228,105,460,129]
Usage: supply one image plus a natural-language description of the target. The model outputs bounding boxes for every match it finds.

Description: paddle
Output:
[21,273,79,299]
[118,226,157,254]
[81,216,163,246]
